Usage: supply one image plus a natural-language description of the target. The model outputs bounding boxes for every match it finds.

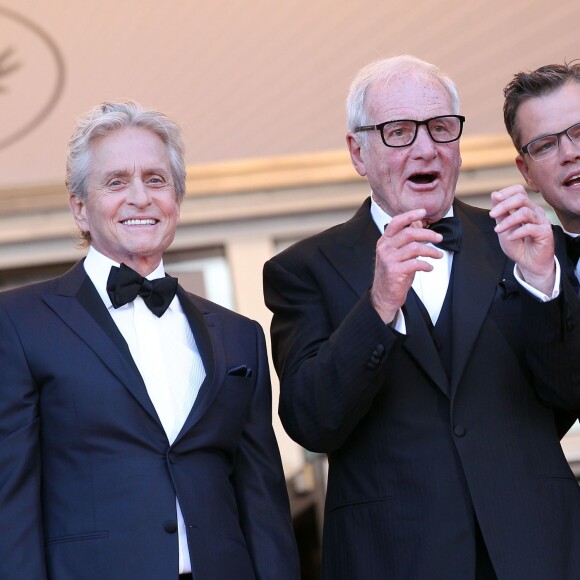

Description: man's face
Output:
[515,82,580,232]
[70,126,180,275]
[347,73,462,223]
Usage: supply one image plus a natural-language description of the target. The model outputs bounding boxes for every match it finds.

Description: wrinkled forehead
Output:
[85,127,173,188]
[365,74,455,121]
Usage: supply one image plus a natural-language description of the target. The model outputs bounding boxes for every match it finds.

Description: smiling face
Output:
[69,126,180,275]
[347,73,462,223]
[515,82,580,232]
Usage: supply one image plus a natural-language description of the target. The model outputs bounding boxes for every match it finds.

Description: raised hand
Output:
[371,208,444,323]
[490,185,555,295]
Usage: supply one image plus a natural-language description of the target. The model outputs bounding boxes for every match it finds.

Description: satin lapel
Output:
[41,261,160,421]
[319,199,380,298]
[174,288,220,438]
[449,201,507,395]
[403,289,450,397]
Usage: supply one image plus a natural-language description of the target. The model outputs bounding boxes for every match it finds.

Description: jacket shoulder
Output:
[454,198,495,229]
[0,275,62,306]
[269,197,372,267]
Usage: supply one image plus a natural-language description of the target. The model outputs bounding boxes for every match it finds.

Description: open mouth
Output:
[564,174,580,187]
[408,172,437,185]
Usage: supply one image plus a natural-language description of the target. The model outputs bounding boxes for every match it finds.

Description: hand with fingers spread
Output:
[371,208,444,323]
[490,185,556,294]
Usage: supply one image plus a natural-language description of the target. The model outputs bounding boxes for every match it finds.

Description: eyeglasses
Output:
[520,122,580,160]
[354,115,465,148]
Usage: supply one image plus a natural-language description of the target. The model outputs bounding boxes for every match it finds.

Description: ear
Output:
[346,133,367,177]
[515,154,539,192]
[69,194,89,232]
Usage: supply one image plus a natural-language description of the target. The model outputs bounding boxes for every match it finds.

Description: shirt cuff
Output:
[513,257,561,301]
[390,308,407,334]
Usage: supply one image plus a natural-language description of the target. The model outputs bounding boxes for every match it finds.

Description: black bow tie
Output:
[106,264,178,317]
[427,216,462,253]
[565,234,580,266]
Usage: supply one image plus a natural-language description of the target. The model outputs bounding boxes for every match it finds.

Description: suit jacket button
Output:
[164,520,178,533]
[454,425,466,437]
[168,451,177,464]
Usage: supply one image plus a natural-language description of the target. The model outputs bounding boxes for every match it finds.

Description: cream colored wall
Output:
[1,0,579,188]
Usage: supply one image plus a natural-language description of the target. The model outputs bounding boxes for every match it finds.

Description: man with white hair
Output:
[264,55,580,579]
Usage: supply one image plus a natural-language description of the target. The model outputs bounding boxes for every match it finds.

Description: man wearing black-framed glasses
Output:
[354,114,465,148]
[504,62,580,289]
[264,54,580,579]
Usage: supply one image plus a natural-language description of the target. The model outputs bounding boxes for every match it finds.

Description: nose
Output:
[559,133,580,163]
[411,125,437,159]
[126,180,152,206]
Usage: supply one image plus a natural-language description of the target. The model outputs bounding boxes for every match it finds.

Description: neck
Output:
[123,258,163,277]
[91,246,163,277]
[557,209,580,234]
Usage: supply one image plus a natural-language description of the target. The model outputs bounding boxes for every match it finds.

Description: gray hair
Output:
[66,101,186,202]
[346,55,460,145]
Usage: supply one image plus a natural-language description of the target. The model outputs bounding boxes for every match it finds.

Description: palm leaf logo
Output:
[0,47,20,93]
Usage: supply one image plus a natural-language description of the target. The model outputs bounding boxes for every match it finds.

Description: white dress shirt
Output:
[83,246,205,574]
[370,196,453,330]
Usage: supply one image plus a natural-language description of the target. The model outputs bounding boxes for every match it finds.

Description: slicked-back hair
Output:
[66,101,186,202]
[503,61,580,150]
[346,55,460,146]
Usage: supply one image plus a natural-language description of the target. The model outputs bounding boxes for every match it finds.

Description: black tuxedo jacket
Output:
[264,197,580,579]
[0,260,299,580]
[555,223,580,289]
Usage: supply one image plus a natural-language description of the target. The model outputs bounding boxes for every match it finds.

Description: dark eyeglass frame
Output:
[520,121,580,160]
[354,115,465,148]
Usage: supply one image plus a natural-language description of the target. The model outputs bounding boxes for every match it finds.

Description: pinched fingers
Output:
[382,209,444,254]
[371,210,446,322]
[493,198,550,242]
[494,204,549,237]
[490,185,533,226]
[490,187,555,285]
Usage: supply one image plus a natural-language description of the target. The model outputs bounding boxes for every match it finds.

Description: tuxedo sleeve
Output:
[0,301,48,579]
[522,274,580,411]
[232,321,300,580]
[263,256,404,453]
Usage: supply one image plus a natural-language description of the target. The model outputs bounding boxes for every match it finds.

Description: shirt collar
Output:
[369,194,454,233]
[83,246,166,309]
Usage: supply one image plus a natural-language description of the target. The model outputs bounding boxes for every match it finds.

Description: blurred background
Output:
[1,1,579,576]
